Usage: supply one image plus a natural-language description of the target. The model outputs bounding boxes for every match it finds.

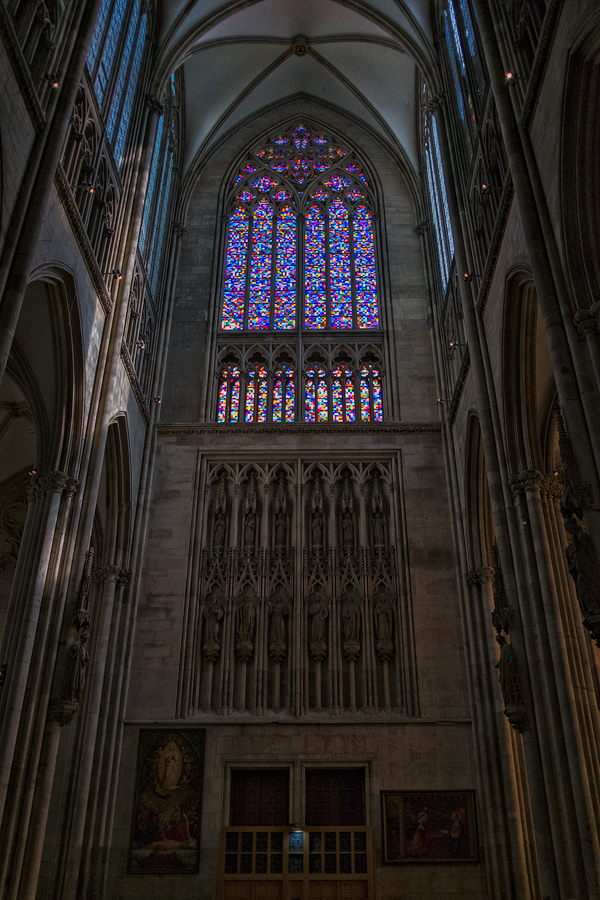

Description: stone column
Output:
[61,565,129,898]
[0,471,77,823]
[574,304,600,399]
[510,469,600,895]
[17,702,78,900]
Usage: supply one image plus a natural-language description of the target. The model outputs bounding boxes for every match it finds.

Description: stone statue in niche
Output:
[308,589,329,662]
[268,586,290,662]
[341,471,355,555]
[213,511,226,554]
[64,629,91,703]
[565,517,600,647]
[311,471,324,553]
[244,472,258,555]
[495,634,527,732]
[371,475,385,551]
[236,585,257,662]
[342,509,354,554]
[203,588,224,662]
[213,471,228,554]
[341,588,361,662]
[311,509,324,553]
[374,591,394,661]
[274,473,288,553]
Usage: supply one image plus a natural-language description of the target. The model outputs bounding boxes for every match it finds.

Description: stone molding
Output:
[26,471,79,503]
[120,343,150,424]
[510,469,562,496]
[466,565,495,586]
[448,350,470,426]
[477,178,515,314]
[157,423,442,436]
[145,93,164,115]
[54,165,113,315]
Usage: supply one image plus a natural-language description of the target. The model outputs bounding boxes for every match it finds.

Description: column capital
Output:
[47,700,78,728]
[26,471,79,503]
[93,565,129,586]
[467,566,495,585]
[574,302,600,337]
[509,468,544,493]
[145,94,164,115]
[428,91,446,112]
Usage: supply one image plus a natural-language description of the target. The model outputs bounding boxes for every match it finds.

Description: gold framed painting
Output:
[128,729,205,874]
[381,790,478,864]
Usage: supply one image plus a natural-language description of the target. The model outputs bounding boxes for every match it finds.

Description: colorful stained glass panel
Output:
[329,200,353,329]
[305,206,326,329]
[354,206,379,328]
[252,175,279,192]
[325,174,352,191]
[274,207,297,329]
[222,207,249,329]
[248,200,274,329]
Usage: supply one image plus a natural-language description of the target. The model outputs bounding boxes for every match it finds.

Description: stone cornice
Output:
[54,165,113,315]
[157,422,442,436]
[448,349,470,427]
[120,343,150,425]
[477,177,515,315]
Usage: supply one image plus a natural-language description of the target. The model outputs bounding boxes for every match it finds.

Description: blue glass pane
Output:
[151,151,173,292]
[87,0,112,73]
[353,206,379,328]
[106,0,140,143]
[113,13,147,167]
[139,116,163,255]
[94,0,127,104]
[432,117,454,261]
[305,206,326,329]
[274,206,297,329]
[146,145,169,274]
[457,0,485,96]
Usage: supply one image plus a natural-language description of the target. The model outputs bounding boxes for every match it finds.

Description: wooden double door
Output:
[219,826,373,900]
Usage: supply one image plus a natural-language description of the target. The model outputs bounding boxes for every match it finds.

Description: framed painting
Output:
[128,729,205,874]
[381,790,478,864]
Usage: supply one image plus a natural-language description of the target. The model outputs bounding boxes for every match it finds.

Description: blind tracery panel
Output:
[220,124,379,333]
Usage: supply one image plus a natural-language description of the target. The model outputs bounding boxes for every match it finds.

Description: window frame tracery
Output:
[214,122,386,425]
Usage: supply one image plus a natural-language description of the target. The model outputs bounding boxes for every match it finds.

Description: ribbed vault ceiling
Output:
[157,0,437,176]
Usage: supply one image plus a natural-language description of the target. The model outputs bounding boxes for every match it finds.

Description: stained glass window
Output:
[424,112,455,285]
[443,0,486,156]
[216,123,384,424]
[139,79,177,295]
[220,123,380,332]
[93,0,127,104]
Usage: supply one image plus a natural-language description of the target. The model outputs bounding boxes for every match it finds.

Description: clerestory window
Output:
[216,123,384,424]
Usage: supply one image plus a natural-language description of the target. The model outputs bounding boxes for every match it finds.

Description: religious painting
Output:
[381,791,478,864]
[128,729,205,873]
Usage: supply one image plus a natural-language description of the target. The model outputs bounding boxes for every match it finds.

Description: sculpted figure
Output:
[64,630,90,703]
[372,510,385,548]
[309,590,329,661]
[565,517,600,645]
[342,509,354,553]
[312,509,324,550]
[203,589,224,661]
[342,589,361,662]
[275,509,287,550]
[236,586,257,644]
[495,634,526,731]
[268,587,290,662]
[213,511,225,552]
[374,593,394,661]
[244,509,256,551]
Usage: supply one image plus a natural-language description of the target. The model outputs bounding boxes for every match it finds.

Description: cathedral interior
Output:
[1,1,600,898]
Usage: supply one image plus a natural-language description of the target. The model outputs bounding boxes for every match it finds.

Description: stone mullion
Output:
[255,549,268,714]
[220,552,236,715]
[543,489,600,806]
[466,567,526,900]
[295,463,304,716]
[361,548,376,713]
[512,474,596,894]
[181,457,207,717]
